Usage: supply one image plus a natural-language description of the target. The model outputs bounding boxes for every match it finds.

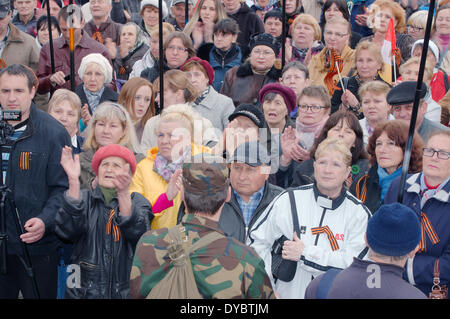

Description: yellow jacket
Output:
[129,144,211,229]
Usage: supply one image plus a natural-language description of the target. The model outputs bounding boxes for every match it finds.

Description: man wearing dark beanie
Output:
[305,203,427,299]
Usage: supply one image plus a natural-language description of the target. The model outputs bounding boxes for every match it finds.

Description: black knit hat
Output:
[228,104,266,129]
[249,33,281,56]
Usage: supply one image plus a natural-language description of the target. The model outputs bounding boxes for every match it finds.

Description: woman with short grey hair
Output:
[76,53,119,130]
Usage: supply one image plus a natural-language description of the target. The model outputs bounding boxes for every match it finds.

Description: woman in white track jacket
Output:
[248,138,371,298]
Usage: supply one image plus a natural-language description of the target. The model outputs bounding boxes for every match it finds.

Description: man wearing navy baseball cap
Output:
[305,202,427,299]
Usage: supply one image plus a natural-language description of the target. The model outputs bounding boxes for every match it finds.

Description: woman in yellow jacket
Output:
[129,104,211,229]
[308,16,355,97]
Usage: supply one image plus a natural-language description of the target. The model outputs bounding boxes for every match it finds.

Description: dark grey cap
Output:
[386,81,427,106]
[230,141,271,167]
[0,0,10,19]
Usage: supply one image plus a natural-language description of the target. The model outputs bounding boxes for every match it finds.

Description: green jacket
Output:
[130,214,275,299]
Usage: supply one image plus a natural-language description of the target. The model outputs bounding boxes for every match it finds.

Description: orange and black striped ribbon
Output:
[106,209,121,242]
[92,30,103,44]
[119,66,126,74]
[0,58,6,69]
[418,212,439,253]
[311,225,340,251]
[19,152,30,170]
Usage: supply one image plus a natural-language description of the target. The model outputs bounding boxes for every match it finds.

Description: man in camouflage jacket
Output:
[129,153,275,299]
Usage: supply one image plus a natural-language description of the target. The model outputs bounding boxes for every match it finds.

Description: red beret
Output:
[259,83,297,113]
[180,57,215,85]
[91,144,137,176]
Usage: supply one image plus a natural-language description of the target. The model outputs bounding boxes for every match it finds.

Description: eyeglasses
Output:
[324,30,348,38]
[422,148,450,160]
[166,45,187,53]
[298,104,327,113]
[407,25,424,32]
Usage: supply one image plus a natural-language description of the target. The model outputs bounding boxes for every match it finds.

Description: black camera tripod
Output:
[0,119,40,299]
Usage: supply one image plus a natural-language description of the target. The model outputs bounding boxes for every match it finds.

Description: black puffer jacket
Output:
[55,188,152,299]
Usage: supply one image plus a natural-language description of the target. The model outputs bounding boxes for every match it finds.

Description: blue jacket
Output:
[384,173,450,295]
[209,45,243,92]
[4,104,72,256]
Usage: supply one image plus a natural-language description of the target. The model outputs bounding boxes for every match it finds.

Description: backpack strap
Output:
[316,268,341,299]
[288,190,301,237]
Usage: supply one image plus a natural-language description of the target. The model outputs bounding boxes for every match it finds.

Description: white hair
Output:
[78,53,113,84]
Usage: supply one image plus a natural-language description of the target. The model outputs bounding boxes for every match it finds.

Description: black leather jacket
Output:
[55,188,152,299]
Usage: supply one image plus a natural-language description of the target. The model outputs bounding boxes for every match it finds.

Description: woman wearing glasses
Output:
[351,120,423,213]
[221,33,282,107]
[384,131,450,296]
[406,10,427,41]
[140,31,196,83]
[308,17,355,97]
[279,85,331,172]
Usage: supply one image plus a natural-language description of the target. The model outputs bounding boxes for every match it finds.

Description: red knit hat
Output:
[180,57,215,85]
[259,83,297,113]
[92,144,137,176]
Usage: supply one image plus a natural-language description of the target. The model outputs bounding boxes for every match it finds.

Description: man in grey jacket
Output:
[218,141,284,243]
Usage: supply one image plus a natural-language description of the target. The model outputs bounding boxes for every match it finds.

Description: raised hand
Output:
[81,104,91,127]
[104,38,117,59]
[166,169,182,201]
[60,145,80,181]
[112,163,132,195]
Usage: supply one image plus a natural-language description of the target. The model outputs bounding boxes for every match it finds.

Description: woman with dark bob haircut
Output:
[351,120,423,213]
[319,0,362,49]
[277,109,369,188]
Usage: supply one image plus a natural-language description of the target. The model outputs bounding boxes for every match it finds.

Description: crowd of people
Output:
[0,0,448,300]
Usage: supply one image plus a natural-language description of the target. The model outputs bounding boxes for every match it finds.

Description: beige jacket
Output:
[1,23,39,71]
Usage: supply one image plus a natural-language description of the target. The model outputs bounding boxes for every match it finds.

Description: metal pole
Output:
[68,0,76,92]
[44,0,55,75]
[397,0,436,203]
[281,2,286,69]
[158,0,164,114]
[185,0,189,27]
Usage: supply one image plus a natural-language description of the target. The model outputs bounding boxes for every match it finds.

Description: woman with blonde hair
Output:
[48,88,84,154]
[250,137,370,299]
[406,10,427,41]
[140,69,217,150]
[129,103,211,229]
[118,77,155,148]
[284,13,324,65]
[80,101,142,190]
[330,41,388,118]
[183,0,228,50]
[362,0,414,63]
